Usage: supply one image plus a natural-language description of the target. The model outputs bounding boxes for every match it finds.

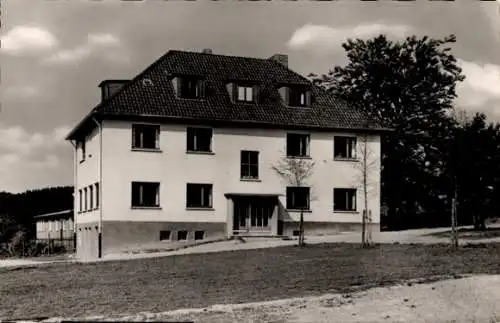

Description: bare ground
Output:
[58,275,500,323]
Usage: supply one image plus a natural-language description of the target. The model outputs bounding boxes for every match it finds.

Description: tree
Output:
[272,154,315,247]
[448,112,500,231]
[310,34,465,230]
[353,130,380,247]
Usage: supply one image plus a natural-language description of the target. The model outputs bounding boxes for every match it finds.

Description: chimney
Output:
[202,48,213,54]
[98,80,129,102]
[269,53,288,67]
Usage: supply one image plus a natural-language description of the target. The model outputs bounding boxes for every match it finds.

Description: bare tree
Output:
[353,132,380,248]
[448,108,469,249]
[272,153,315,247]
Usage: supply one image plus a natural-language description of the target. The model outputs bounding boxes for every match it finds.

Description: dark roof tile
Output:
[68,50,386,140]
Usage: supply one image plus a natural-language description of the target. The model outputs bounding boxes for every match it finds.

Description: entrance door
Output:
[233,197,275,234]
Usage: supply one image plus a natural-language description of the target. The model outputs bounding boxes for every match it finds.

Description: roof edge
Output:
[97,112,393,133]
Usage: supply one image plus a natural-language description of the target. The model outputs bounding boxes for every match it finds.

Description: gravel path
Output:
[40,275,500,323]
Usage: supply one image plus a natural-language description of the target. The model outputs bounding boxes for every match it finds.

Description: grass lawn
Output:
[429,227,500,240]
[2,243,500,320]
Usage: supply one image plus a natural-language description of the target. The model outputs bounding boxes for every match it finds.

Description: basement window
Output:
[194,231,205,240]
[177,230,188,241]
[159,230,171,241]
[132,124,160,150]
[131,182,160,208]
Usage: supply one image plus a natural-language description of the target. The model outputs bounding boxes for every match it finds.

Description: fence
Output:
[36,236,75,255]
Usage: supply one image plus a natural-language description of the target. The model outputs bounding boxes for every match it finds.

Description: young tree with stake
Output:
[353,131,380,247]
[272,154,315,247]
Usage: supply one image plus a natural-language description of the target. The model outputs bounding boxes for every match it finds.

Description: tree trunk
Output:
[451,197,458,249]
[473,213,485,231]
[299,210,304,247]
[362,132,368,248]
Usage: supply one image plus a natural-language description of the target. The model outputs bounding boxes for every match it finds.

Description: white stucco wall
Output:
[75,120,381,225]
[75,126,100,225]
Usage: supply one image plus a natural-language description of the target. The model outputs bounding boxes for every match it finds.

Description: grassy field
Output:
[1,243,500,320]
[429,227,500,240]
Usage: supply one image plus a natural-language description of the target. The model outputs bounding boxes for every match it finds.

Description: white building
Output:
[66,49,387,259]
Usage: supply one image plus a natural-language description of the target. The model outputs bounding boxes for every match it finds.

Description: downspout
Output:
[91,116,103,258]
[69,140,77,252]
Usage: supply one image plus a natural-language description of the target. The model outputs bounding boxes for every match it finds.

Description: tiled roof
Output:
[68,50,386,140]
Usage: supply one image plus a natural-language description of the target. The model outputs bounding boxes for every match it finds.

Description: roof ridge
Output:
[169,49,279,62]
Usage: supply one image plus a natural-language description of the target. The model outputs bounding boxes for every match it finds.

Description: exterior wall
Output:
[75,126,101,225]
[74,119,381,256]
[75,222,99,259]
[74,126,101,258]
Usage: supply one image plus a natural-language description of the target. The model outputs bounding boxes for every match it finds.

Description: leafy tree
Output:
[310,34,465,229]
[448,112,500,230]
[0,186,73,242]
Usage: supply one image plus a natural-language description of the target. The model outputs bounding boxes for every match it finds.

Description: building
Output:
[34,209,74,241]
[66,49,387,259]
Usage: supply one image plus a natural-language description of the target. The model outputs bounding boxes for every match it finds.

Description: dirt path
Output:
[59,275,499,323]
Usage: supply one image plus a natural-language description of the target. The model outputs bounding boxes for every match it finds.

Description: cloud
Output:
[0,124,71,192]
[1,26,59,56]
[456,59,500,109]
[0,124,70,157]
[288,23,412,53]
[3,85,41,99]
[43,32,127,64]
[0,124,72,192]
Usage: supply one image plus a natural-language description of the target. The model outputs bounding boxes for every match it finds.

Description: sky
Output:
[1,0,499,193]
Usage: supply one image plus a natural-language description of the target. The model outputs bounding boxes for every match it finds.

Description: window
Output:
[89,186,94,210]
[187,127,213,152]
[334,188,357,212]
[95,183,99,209]
[194,231,205,240]
[240,150,259,179]
[179,77,204,99]
[131,182,160,207]
[159,230,171,241]
[286,187,310,210]
[186,183,213,208]
[84,188,88,211]
[289,88,307,107]
[177,230,188,241]
[132,124,160,150]
[286,133,310,157]
[334,136,357,159]
[79,189,83,212]
[237,85,254,102]
[80,140,86,162]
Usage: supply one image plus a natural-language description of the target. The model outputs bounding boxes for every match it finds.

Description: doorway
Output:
[233,196,276,235]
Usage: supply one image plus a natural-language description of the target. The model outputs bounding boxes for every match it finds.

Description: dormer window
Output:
[172,76,205,99]
[290,89,307,107]
[227,82,258,103]
[237,85,254,102]
[279,85,312,107]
